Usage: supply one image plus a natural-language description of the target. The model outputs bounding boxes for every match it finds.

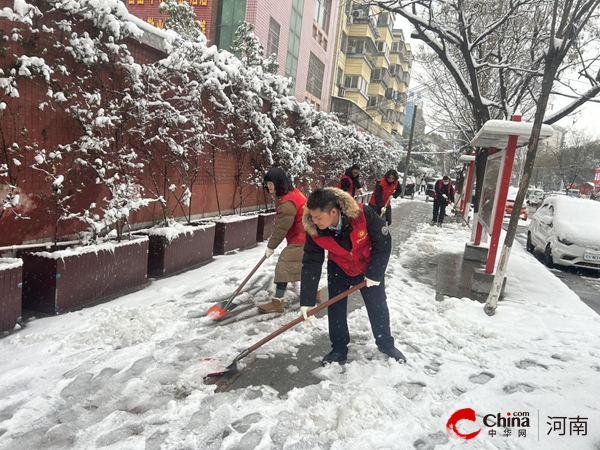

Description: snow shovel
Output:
[205,280,367,377]
[206,255,267,320]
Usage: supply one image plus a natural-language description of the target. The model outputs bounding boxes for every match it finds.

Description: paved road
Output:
[511,222,600,316]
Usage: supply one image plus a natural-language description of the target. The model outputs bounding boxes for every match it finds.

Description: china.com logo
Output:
[446,408,531,439]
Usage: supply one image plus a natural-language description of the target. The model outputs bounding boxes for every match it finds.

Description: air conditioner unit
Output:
[352,9,366,19]
[347,46,357,53]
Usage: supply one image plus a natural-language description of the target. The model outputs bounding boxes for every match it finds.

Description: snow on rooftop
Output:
[470,120,554,149]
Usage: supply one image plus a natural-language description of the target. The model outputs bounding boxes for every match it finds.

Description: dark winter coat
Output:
[300,188,392,306]
[338,167,362,197]
[434,180,455,203]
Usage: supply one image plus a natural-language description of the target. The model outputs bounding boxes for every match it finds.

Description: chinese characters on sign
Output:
[547,417,588,436]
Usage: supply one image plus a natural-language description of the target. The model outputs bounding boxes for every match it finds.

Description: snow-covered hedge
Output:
[0,0,400,245]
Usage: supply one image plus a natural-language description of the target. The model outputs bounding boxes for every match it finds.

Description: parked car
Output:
[526,188,544,206]
[527,195,600,270]
[505,187,528,220]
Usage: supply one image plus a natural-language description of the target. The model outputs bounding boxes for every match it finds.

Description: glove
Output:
[365,277,381,288]
[442,194,448,200]
[300,306,312,321]
[264,247,274,258]
[381,207,387,214]
[356,189,363,196]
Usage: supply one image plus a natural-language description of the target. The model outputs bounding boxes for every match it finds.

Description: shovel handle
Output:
[223,255,267,309]
[241,281,367,359]
[379,197,391,217]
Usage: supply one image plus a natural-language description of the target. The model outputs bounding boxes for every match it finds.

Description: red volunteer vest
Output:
[434,180,453,200]
[337,174,355,196]
[277,188,307,245]
[370,178,398,207]
[312,204,372,277]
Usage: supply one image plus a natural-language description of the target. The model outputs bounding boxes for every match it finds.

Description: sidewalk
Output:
[1,196,599,450]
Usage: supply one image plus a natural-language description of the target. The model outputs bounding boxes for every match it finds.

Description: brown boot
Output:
[258,297,284,314]
[316,288,323,304]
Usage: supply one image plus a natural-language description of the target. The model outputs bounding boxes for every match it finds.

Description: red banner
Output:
[595,168,600,185]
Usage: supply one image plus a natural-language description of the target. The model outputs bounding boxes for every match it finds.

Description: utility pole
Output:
[401,104,418,197]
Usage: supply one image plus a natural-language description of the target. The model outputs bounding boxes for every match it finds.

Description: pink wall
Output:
[247,0,339,111]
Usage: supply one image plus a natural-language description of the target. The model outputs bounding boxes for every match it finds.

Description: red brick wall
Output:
[0,3,271,247]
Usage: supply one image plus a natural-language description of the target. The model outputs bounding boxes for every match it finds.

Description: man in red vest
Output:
[369,169,403,224]
[337,164,363,198]
[299,187,406,366]
[258,168,307,313]
[432,175,455,226]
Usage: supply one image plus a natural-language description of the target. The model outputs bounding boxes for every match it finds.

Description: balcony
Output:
[367,96,387,116]
[346,41,377,68]
[349,6,380,39]
[370,69,391,90]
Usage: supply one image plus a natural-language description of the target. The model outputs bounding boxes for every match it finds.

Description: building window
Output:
[344,75,368,97]
[340,32,347,54]
[285,0,304,94]
[216,0,247,52]
[306,52,325,99]
[314,0,329,32]
[267,17,280,57]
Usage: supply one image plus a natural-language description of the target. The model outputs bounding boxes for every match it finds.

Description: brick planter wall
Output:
[22,238,149,314]
[147,223,215,278]
[0,258,22,332]
[256,211,276,242]
[213,216,259,255]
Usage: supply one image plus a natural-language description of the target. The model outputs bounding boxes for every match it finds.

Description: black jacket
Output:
[339,167,362,194]
[434,180,455,203]
[300,189,391,306]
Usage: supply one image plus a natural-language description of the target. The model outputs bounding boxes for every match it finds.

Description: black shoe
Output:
[322,349,348,366]
[430,220,436,226]
[379,346,407,363]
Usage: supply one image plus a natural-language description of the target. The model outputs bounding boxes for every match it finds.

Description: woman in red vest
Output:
[337,164,363,198]
[369,169,403,224]
[258,168,307,314]
[299,187,406,366]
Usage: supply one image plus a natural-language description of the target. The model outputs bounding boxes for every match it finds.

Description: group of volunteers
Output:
[257,165,454,367]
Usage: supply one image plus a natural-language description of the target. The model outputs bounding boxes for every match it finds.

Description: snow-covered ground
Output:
[1,212,599,450]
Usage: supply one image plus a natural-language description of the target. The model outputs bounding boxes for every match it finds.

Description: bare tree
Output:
[485,0,600,315]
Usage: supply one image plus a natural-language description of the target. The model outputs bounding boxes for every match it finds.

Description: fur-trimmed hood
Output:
[302,187,361,236]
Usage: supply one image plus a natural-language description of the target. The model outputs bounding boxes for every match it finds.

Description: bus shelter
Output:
[467,115,554,281]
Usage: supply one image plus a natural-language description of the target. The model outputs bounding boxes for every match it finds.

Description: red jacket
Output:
[370,178,399,208]
[311,204,372,276]
[338,174,355,196]
[277,188,307,245]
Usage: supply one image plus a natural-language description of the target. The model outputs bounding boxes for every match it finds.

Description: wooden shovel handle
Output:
[244,281,367,357]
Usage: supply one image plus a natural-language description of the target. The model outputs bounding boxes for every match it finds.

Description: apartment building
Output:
[328,1,412,144]
[215,0,341,111]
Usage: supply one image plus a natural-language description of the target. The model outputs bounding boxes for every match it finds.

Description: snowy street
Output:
[1,198,600,450]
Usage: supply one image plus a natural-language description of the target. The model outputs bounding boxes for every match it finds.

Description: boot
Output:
[430,220,436,226]
[379,346,407,363]
[258,297,284,314]
[316,288,323,304]
[322,349,348,366]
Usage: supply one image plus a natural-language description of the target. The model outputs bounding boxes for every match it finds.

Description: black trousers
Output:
[326,264,394,352]
[433,199,448,223]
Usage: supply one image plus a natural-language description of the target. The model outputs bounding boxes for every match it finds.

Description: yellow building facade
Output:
[328,1,412,144]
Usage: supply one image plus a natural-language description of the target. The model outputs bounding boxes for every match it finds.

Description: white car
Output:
[527,196,600,270]
[526,188,544,206]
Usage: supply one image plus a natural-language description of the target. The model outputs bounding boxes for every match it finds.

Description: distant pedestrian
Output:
[299,187,406,366]
[338,164,363,198]
[431,175,455,226]
[258,168,307,314]
[369,169,402,224]
[420,177,427,193]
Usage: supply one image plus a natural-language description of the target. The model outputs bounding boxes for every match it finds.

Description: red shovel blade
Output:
[206,304,228,320]
[200,358,237,378]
